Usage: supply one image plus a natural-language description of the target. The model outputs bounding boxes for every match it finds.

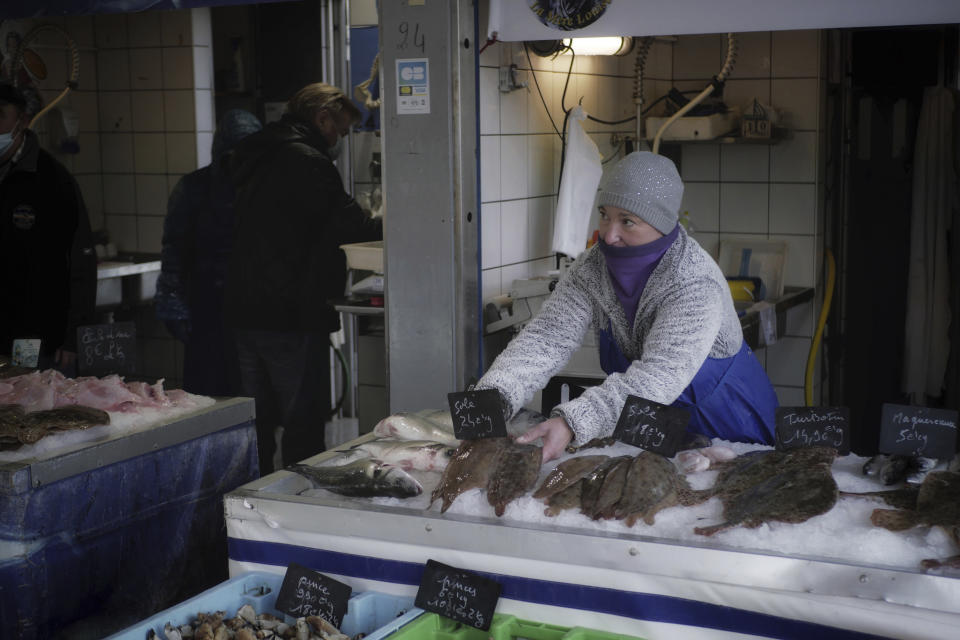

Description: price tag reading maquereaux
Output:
[612,396,690,457]
[879,403,958,459]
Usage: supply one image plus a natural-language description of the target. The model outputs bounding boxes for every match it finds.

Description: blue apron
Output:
[598,322,777,444]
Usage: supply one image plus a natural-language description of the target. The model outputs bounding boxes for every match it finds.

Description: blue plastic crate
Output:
[105,571,414,640]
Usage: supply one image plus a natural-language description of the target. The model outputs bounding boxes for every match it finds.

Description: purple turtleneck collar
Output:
[599,224,680,326]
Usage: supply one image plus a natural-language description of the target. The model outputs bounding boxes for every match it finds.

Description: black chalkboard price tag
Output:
[274,563,352,628]
[775,406,850,454]
[76,322,137,377]
[447,389,508,440]
[879,404,958,459]
[415,559,500,631]
[612,396,689,457]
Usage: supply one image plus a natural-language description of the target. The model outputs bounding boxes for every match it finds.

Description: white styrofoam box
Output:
[720,183,768,234]
[481,135,500,203]
[340,240,383,273]
[772,78,820,131]
[130,48,163,90]
[97,49,130,91]
[99,92,132,132]
[772,30,820,78]
[73,134,101,175]
[94,12,128,49]
[161,9,193,46]
[500,199,529,265]
[479,67,500,135]
[103,174,136,214]
[770,131,817,182]
[499,135,527,200]
[680,143,719,181]
[128,11,162,47]
[769,183,816,235]
[481,202,502,269]
[131,91,165,132]
[165,133,197,173]
[162,47,194,89]
[133,133,167,174]
[135,174,169,216]
[680,182,719,233]
[646,111,738,142]
[163,90,195,131]
[720,144,769,182]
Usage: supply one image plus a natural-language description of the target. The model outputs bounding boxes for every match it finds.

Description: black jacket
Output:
[224,116,381,332]
[0,131,96,356]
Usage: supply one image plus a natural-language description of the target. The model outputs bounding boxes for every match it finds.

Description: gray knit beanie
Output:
[597,151,683,235]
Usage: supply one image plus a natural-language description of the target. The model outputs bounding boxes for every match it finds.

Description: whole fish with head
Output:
[615,451,695,526]
[373,412,460,446]
[879,454,913,486]
[487,440,542,517]
[694,463,839,536]
[534,454,610,500]
[289,459,423,498]
[339,439,455,472]
[430,437,510,512]
[578,456,631,518]
[584,456,632,520]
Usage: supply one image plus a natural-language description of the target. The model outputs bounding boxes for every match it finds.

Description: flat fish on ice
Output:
[615,451,694,526]
[23,405,110,430]
[486,440,542,517]
[373,412,460,446]
[578,456,631,519]
[583,456,632,520]
[340,439,455,472]
[430,437,509,513]
[533,455,610,500]
[289,458,423,498]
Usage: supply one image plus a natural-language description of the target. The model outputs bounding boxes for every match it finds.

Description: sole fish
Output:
[289,459,423,498]
[487,441,541,517]
[373,412,460,446]
[23,405,110,430]
[533,454,609,500]
[544,480,584,517]
[586,456,632,520]
[340,439,455,472]
[579,456,631,518]
[430,437,510,512]
[615,451,692,526]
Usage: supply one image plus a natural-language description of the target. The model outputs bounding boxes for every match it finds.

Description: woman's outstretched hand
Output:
[516,416,573,463]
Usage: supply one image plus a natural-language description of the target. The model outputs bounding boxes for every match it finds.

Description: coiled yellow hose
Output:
[805,248,835,406]
[12,24,80,129]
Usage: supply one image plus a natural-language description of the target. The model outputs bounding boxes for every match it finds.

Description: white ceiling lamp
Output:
[560,36,634,56]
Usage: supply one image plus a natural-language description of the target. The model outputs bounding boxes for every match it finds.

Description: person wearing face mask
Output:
[476,152,778,463]
[224,82,381,474]
[0,83,96,372]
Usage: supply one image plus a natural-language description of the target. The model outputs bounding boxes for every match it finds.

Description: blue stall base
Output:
[106,571,415,640]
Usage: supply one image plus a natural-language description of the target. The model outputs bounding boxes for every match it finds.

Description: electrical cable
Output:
[523,42,563,139]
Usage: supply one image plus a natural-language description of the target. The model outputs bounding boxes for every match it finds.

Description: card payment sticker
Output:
[397,58,430,114]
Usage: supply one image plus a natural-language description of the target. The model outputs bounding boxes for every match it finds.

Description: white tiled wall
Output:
[479,27,826,406]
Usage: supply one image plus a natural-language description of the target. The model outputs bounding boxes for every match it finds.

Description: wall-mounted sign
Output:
[396,58,430,115]
[528,0,613,31]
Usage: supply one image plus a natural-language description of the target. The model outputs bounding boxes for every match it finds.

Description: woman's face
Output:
[598,205,663,247]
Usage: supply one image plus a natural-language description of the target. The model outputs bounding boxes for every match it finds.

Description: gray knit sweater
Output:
[477,226,742,445]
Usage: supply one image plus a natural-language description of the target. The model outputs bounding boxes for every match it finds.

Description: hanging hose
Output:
[12,24,80,128]
[805,248,836,406]
[652,33,737,154]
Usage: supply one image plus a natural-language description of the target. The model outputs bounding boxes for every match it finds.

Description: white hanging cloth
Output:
[552,106,603,258]
[902,87,956,400]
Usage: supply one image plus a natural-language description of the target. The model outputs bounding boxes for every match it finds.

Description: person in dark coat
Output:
[224,83,382,474]
[0,83,96,370]
[155,109,262,396]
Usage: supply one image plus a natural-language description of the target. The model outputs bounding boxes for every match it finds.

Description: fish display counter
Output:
[224,412,960,640]
[0,375,258,640]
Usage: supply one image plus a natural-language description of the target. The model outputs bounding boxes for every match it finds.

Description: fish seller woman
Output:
[476,151,778,463]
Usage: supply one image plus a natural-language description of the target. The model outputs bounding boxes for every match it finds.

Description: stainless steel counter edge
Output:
[96,260,162,279]
[1,397,255,492]
[223,485,960,616]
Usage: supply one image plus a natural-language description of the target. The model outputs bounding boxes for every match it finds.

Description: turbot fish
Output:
[430,437,510,512]
[487,440,541,517]
[339,439,455,472]
[289,459,423,498]
[373,412,460,446]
